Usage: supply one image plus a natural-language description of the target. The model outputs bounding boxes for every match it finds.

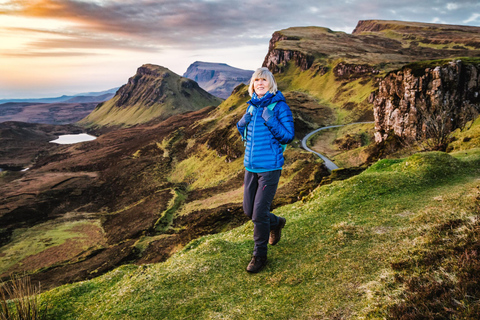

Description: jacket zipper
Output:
[249,107,259,168]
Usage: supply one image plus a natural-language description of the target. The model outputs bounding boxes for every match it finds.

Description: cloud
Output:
[464,13,480,24]
[4,26,160,53]
[1,0,275,47]
[2,0,480,56]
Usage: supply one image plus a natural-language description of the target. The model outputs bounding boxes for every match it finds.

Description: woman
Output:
[236,67,295,273]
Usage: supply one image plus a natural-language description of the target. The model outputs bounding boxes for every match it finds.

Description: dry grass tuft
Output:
[0,275,47,320]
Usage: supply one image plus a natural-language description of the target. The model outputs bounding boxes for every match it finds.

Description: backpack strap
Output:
[267,102,277,111]
[243,104,254,144]
[266,102,287,152]
[243,102,287,152]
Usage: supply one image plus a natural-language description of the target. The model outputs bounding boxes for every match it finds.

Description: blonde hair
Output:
[248,67,278,96]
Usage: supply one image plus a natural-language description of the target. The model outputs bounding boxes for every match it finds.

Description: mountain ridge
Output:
[0,87,118,104]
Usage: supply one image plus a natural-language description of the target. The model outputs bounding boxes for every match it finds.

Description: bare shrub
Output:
[422,102,479,151]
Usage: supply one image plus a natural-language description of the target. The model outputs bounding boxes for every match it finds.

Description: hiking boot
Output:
[269,217,286,245]
[246,256,267,273]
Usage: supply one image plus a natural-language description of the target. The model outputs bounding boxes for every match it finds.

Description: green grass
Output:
[0,220,105,276]
[168,144,245,190]
[39,149,480,319]
[448,117,480,152]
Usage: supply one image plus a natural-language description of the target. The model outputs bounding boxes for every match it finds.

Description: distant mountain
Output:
[0,89,118,125]
[183,61,253,99]
[79,64,222,128]
[0,87,118,104]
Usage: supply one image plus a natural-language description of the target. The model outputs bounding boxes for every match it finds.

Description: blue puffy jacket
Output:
[236,91,295,172]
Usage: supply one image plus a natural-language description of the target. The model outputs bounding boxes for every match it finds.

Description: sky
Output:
[0,0,479,99]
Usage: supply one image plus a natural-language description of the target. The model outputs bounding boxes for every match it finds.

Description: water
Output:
[1,134,97,172]
[50,133,97,144]
[0,166,28,172]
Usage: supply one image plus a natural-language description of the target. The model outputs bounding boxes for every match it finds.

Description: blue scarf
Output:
[249,92,275,109]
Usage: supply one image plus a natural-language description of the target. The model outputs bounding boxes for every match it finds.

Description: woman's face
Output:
[253,77,270,97]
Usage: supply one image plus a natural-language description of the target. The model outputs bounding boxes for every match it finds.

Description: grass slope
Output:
[40,148,480,319]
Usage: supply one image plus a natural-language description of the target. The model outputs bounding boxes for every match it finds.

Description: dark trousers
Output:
[243,170,282,257]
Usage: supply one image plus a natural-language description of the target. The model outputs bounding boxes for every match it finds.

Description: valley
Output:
[1,19,480,319]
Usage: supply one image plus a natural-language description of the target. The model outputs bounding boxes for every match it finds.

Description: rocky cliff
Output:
[183,61,253,99]
[373,59,480,143]
[80,64,222,128]
[262,20,480,141]
[262,30,316,73]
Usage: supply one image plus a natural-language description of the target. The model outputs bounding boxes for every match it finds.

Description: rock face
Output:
[374,60,480,143]
[183,62,253,99]
[262,31,315,73]
[80,64,222,128]
[264,21,480,75]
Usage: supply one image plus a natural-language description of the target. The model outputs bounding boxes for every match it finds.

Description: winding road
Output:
[301,122,375,171]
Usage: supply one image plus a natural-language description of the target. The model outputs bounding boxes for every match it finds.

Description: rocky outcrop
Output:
[374,60,480,143]
[333,62,379,79]
[183,61,253,99]
[262,31,315,73]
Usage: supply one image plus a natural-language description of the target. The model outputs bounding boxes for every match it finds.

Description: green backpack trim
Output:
[243,102,287,152]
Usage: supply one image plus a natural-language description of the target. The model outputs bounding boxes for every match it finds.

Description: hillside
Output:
[0,122,85,169]
[0,83,328,293]
[264,20,480,167]
[183,61,253,99]
[41,141,480,318]
[80,64,222,128]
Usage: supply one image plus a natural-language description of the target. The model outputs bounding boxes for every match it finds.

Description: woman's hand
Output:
[238,112,252,127]
[261,107,274,122]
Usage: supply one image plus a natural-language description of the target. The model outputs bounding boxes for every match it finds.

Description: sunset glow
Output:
[0,0,479,99]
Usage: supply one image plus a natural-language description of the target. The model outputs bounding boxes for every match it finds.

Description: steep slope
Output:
[80,64,222,128]
[183,61,253,99]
